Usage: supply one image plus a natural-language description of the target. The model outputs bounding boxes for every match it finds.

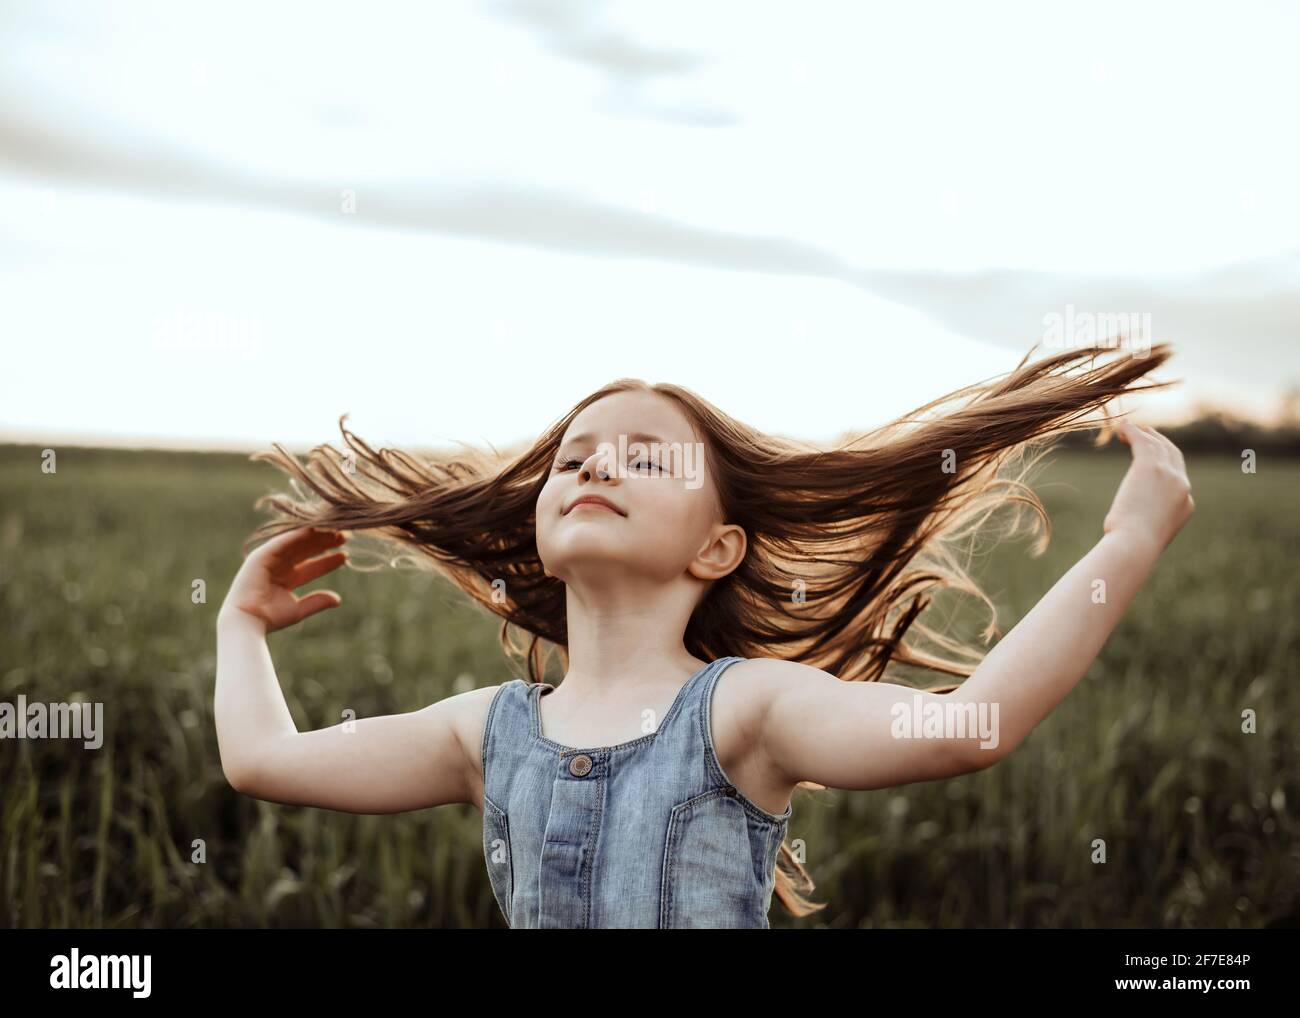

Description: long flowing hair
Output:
[243,341,1176,918]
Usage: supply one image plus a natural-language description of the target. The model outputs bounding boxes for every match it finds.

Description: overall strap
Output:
[480,679,533,807]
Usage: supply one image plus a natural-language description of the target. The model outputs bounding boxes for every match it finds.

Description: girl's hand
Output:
[220,526,350,633]
[1102,418,1195,554]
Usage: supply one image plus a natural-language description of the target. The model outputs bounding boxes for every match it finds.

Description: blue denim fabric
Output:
[480,656,792,928]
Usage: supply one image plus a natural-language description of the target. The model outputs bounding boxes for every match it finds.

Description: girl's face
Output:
[535,390,744,588]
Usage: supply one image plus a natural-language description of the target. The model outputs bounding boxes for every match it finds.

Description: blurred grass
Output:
[0,443,1296,928]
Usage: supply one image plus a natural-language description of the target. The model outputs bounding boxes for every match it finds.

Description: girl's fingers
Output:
[293,589,342,622]
[255,526,317,559]
[1127,421,1169,464]
[1118,418,1156,459]
[287,549,349,588]
[265,527,347,569]
[1143,425,1186,469]
[1139,424,1178,469]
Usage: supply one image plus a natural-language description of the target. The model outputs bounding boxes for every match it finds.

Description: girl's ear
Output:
[687,523,747,582]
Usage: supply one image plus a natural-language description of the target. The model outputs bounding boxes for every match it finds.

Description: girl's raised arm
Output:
[214,526,488,813]
[753,418,1195,792]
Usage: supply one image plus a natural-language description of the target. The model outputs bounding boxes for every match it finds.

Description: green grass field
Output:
[1,442,1296,928]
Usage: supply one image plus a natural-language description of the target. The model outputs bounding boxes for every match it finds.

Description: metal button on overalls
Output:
[568,753,593,777]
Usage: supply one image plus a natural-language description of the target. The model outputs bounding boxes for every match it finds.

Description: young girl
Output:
[214,342,1194,928]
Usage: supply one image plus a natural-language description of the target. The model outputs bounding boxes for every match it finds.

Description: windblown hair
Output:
[244,341,1176,919]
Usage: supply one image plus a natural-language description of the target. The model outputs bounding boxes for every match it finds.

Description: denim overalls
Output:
[480,655,793,928]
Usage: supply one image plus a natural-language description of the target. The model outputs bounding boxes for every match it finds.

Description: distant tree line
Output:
[1057,408,1300,456]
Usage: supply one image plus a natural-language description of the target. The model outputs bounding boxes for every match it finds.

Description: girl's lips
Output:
[568,500,621,514]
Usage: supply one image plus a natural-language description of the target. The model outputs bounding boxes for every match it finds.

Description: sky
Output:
[1,0,1298,453]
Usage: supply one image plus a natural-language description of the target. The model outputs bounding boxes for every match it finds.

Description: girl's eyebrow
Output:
[558,431,670,451]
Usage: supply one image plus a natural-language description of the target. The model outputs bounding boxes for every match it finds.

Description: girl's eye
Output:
[553,457,662,472]
[553,455,665,470]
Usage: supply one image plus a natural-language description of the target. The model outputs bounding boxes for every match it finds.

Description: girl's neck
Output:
[559,581,707,692]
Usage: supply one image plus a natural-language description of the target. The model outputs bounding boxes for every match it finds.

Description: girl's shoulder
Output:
[709,658,817,819]
[722,657,830,704]
[432,680,521,813]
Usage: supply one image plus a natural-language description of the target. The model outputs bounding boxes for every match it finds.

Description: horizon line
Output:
[0,401,1287,457]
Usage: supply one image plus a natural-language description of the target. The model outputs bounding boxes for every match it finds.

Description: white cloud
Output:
[1,0,1297,450]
